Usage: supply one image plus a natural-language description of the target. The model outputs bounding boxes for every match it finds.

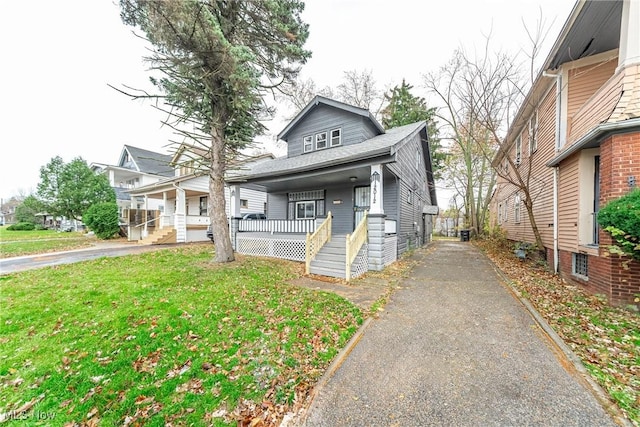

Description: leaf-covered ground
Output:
[475,238,640,426]
[0,245,362,426]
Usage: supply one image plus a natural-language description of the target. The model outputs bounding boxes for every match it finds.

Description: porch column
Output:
[367,213,386,271]
[143,195,149,238]
[229,185,241,250]
[370,164,384,214]
[161,191,168,228]
[175,186,186,243]
[229,185,241,218]
[618,0,640,70]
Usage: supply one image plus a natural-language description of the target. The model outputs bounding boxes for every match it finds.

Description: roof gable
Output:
[278,95,384,141]
[120,145,173,177]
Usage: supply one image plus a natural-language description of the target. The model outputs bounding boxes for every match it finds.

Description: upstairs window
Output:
[330,129,341,147]
[303,136,313,153]
[316,132,327,150]
[415,148,421,170]
[529,110,538,154]
[515,134,522,165]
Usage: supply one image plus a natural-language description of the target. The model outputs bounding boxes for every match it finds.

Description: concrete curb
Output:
[294,316,375,426]
[488,260,633,427]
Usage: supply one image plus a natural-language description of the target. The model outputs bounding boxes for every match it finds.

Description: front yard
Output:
[0,245,362,425]
[0,227,93,258]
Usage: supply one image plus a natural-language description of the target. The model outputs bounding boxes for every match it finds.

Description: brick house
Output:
[492,0,640,307]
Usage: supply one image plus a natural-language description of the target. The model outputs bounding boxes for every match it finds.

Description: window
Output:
[515,134,522,165]
[330,129,341,147]
[498,203,503,223]
[199,196,207,216]
[240,199,248,208]
[315,132,327,150]
[296,201,316,219]
[415,148,421,170]
[303,135,313,153]
[514,194,521,223]
[572,253,588,278]
[529,110,538,154]
[503,200,508,222]
[407,190,413,204]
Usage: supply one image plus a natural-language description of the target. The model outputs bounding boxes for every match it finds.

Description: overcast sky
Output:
[0,0,575,206]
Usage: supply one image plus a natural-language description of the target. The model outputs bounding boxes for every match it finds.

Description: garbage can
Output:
[460,229,470,242]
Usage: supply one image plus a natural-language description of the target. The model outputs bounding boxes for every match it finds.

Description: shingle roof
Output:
[228,121,425,181]
[124,145,174,177]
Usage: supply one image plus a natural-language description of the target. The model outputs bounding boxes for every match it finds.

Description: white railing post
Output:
[305,212,332,275]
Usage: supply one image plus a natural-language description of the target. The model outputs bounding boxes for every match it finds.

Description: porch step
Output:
[309,235,365,280]
[138,227,176,245]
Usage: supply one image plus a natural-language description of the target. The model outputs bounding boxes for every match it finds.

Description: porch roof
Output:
[228,121,425,183]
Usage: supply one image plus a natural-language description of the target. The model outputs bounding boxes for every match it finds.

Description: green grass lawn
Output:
[0,245,362,425]
[0,227,94,258]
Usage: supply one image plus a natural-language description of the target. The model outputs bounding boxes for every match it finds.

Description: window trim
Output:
[514,194,521,224]
[529,110,538,154]
[315,132,327,150]
[240,199,248,209]
[295,201,316,219]
[407,189,413,205]
[330,128,342,147]
[303,135,313,153]
[515,134,522,165]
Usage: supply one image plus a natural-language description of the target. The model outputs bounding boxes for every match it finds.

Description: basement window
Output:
[572,253,588,279]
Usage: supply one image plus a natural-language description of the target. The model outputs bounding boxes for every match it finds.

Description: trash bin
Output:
[460,229,470,242]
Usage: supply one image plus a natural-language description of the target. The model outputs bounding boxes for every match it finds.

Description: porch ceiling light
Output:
[349,176,358,182]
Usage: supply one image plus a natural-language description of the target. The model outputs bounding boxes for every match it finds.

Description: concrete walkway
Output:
[302,241,617,427]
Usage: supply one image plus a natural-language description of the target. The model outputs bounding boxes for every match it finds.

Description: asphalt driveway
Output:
[301,241,618,427]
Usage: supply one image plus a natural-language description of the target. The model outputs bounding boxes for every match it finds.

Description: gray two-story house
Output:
[226,96,438,279]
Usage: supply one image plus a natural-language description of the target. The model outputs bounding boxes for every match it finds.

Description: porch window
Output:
[296,201,315,219]
[514,194,521,223]
[303,135,313,153]
[330,129,341,147]
[199,196,207,216]
[515,134,522,165]
[316,132,327,150]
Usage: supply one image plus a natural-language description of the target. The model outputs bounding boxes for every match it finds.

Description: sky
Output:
[0,0,576,207]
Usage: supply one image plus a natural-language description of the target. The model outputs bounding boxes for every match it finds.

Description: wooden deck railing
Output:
[346,211,368,281]
[305,212,332,275]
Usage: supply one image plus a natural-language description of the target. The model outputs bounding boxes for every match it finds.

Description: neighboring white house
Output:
[126,144,270,244]
[91,145,174,218]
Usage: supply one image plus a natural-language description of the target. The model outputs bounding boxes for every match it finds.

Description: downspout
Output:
[543,70,562,273]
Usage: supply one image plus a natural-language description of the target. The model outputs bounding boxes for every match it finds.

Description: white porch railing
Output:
[239,219,315,233]
[346,211,368,281]
[305,212,332,275]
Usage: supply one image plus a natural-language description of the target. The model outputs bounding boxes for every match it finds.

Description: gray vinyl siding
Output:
[388,132,430,255]
[267,193,288,219]
[382,170,398,222]
[325,185,356,234]
[285,105,381,158]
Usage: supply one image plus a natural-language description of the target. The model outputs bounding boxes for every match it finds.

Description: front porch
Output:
[230,214,399,280]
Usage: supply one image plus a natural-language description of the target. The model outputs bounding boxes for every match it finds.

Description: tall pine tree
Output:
[382,80,444,179]
[120,0,311,262]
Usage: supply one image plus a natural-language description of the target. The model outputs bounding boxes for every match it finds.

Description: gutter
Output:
[546,118,640,167]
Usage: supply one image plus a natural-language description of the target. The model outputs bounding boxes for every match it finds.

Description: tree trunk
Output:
[209,126,235,263]
[524,195,545,257]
